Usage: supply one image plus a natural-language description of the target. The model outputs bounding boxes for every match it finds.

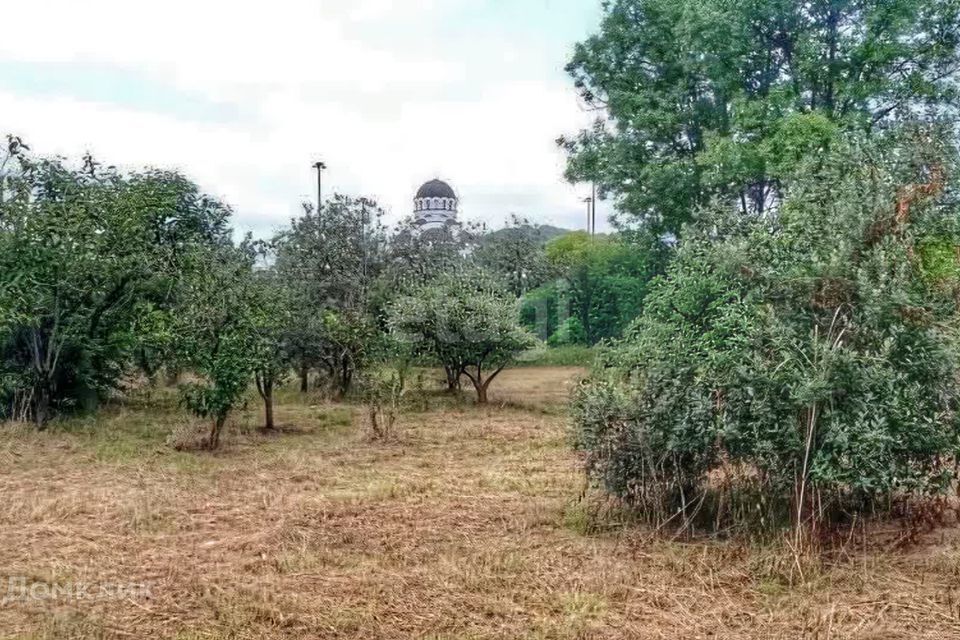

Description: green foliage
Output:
[574,129,960,534]
[166,244,262,448]
[526,231,662,344]
[248,264,294,430]
[0,140,230,425]
[356,365,408,441]
[518,345,596,368]
[919,237,960,285]
[561,0,960,235]
[315,309,384,398]
[474,216,557,296]
[520,285,563,342]
[274,195,388,395]
[379,216,482,295]
[388,268,538,403]
[548,317,587,347]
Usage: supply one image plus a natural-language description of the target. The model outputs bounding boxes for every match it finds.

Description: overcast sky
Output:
[0,0,611,237]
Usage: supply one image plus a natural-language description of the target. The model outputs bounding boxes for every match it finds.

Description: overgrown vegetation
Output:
[0,140,552,442]
[13,1,960,637]
[3,0,960,555]
[521,231,662,345]
[0,138,231,426]
[566,0,960,541]
[577,130,960,537]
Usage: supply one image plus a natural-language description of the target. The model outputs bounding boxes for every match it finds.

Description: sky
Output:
[0,0,612,237]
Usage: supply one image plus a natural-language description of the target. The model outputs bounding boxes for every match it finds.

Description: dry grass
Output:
[1,367,960,639]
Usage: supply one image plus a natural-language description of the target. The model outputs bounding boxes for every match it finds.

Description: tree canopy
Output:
[521,231,662,345]
[389,269,537,403]
[561,0,960,235]
[0,139,231,425]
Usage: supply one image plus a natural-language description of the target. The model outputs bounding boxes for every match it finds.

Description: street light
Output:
[312,160,327,214]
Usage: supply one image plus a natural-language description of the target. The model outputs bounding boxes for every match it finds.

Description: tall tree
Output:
[275,195,388,394]
[381,217,483,292]
[573,126,960,535]
[249,263,292,431]
[525,231,661,345]
[561,0,960,235]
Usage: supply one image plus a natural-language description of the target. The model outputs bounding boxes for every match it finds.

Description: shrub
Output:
[167,245,262,449]
[357,368,406,441]
[518,345,596,367]
[548,317,587,347]
[166,420,211,452]
[574,130,960,537]
[0,141,231,426]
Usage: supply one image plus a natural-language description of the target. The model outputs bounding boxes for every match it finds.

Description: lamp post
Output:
[312,160,327,216]
[583,196,593,233]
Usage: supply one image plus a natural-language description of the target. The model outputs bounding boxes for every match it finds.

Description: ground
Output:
[2,367,960,639]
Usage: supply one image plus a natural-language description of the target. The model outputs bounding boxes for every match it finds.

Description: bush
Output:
[548,317,587,347]
[518,345,596,367]
[520,284,563,341]
[574,130,960,536]
[166,420,211,452]
[0,141,231,426]
[357,368,406,441]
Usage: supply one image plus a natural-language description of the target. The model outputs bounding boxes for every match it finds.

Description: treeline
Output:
[565,0,960,538]
[0,139,655,445]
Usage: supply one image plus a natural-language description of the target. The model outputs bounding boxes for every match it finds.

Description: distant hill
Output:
[483,224,572,246]
[536,225,573,242]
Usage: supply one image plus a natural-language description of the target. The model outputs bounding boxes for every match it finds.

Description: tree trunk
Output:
[299,362,309,393]
[338,356,352,398]
[263,379,275,431]
[444,365,461,392]
[138,347,156,381]
[464,364,505,406]
[34,384,50,429]
[209,413,227,449]
[465,369,489,404]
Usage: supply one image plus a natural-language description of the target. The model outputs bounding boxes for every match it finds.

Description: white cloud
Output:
[0,0,604,236]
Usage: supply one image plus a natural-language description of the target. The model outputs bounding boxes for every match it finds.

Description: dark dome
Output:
[416,179,456,200]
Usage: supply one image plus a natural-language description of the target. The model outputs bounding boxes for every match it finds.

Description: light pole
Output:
[583,196,593,233]
[312,160,327,215]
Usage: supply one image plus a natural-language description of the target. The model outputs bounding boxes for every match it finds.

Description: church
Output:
[413,179,459,231]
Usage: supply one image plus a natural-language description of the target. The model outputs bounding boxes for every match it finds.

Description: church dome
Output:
[416,179,456,200]
[413,178,459,231]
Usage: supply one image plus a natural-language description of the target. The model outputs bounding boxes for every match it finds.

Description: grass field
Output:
[2,367,960,639]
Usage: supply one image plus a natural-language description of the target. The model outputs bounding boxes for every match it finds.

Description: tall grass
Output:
[518,346,595,367]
